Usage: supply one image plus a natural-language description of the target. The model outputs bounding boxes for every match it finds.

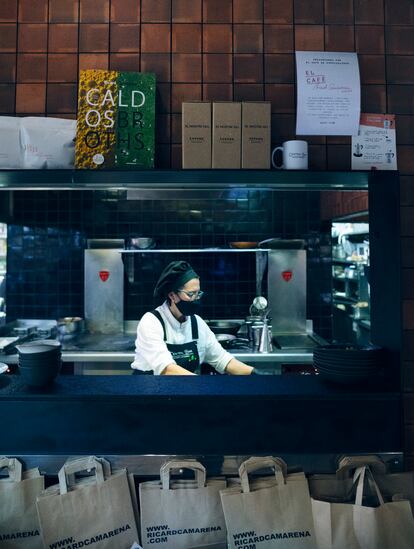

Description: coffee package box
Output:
[182,102,211,169]
[212,102,241,169]
[75,69,156,169]
[242,102,271,169]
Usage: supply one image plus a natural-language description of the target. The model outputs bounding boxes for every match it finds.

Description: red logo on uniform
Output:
[282,270,293,282]
[99,270,110,282]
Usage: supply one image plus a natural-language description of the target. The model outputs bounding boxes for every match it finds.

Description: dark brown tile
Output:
[325,0,353,24]
[385,0,414,24]
[295,25,324,50]
[355,26,385,54]
[399,146,414,175]
[155,143,171,168]
[171,83,202,112]
[265,83,295,113]
[172,24,201,53]
[0,83,15,112]
[80,0,109,23]
[402,360,414,391]
[402,206,414,236]
[110,24,140,52]
[141,53,170,81]
[396,116,414,145]
[0,24,17,52]
[387,56,414,84]
[386,27,414,55]
[326,136,350,145]
[271,113,295,142]
[264,0,293,24]
[18,0,48,22]
[171,143,182,168]
[294,0,323,24]
[156,82,171,112]
[18,24,48,52]
[387,85,414,114]
[308,145,327,169]
[203,54,232,82]
[109,53,140,71]
[46,83,77,113]
[173,0,202,22]
[355,0,384,24]
[48,24,78,52]
[79,24,109,52]
[16,83,46,112]
[327,145,351,170]
[234,83,264,101]
[48,53,78,82]
[142,0,170,22]
[49,0,78,22]
[17,53,46,82]
[325,26,354,51]
[156,113,171,143]
[234,54,263,83]
[264,25,293,53]
[172,53,201,82]
[402,237,414,269]
[234,0,263,23]
[203,83,232,100]
[171,113,181,142]
[203,0,232,23]
[110,0,140,23]
[78,53,109,70]
[0,0,17,22]
[203,24,232,53]
[234,25,263,53]
[264,54,295,83]
[141,24,171,52]
[361,84,386,112]
[358,55,385,84]
[0,53,16,82]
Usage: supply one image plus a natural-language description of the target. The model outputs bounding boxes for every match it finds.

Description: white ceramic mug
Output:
[271,140,308,170]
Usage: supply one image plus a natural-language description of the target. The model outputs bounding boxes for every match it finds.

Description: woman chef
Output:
[132,260,255,375]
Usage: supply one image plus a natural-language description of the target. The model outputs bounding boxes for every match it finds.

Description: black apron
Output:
[134,310,200,375]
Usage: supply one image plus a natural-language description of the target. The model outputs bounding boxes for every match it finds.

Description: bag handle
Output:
[354,466,385,507]
[0,457,23,482]
[160,459,206,490]
[336,455,387,480]
[239,456,286,494]
[58,456,105,495]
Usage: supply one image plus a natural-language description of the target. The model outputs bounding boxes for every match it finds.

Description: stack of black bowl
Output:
[17,340,61,387]
[313,344,384,384]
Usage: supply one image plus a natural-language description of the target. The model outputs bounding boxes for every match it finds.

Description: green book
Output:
[76,70,156,169]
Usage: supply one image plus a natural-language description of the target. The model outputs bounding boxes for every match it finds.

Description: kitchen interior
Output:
[0,186,371,375]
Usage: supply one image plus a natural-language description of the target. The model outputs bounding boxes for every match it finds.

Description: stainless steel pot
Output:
[57,317,85,336]
[127,237,156,250]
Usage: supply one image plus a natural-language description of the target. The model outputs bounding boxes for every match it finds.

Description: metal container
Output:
[57,317,85,336]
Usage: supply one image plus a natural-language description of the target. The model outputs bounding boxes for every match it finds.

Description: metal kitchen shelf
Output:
[120,248,271,253]
[0,169,374,191]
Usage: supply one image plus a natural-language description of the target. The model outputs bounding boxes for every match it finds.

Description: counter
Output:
[0,374,401,456]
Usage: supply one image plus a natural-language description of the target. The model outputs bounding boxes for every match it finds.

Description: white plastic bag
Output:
[20,117,76,169]
[0,117,21,168]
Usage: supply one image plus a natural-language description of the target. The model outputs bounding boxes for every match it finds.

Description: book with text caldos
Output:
[75,70,156,169]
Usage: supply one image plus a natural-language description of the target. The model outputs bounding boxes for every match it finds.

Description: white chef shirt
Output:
[131,301,234,375]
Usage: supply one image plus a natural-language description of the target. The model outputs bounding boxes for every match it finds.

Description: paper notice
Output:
[352,114,397,170]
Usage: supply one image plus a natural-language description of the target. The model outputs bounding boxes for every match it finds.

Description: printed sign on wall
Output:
[295,51,360,136]
[75,70,156,169]
[352,114,397,170]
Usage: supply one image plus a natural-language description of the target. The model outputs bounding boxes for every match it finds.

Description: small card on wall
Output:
[351,114,397,170]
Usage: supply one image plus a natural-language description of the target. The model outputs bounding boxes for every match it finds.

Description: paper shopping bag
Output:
[220,456,317,549]
[309,454,414,514]
[36,456,139,548]
[139,459,227,548]
[0,457,44,548]
[312,466,414,549]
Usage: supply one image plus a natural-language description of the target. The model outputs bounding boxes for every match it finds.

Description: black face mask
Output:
[175,299,201,317]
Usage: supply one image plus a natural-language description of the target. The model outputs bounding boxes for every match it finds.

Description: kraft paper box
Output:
[212,102,241,169]
[242,102,271,169]
[182,102,212,169]
[75,69,156,169]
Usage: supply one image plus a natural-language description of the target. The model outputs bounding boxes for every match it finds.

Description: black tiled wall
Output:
[6,188,332,337]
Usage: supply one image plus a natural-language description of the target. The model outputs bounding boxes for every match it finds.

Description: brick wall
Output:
[1,0,414,463]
